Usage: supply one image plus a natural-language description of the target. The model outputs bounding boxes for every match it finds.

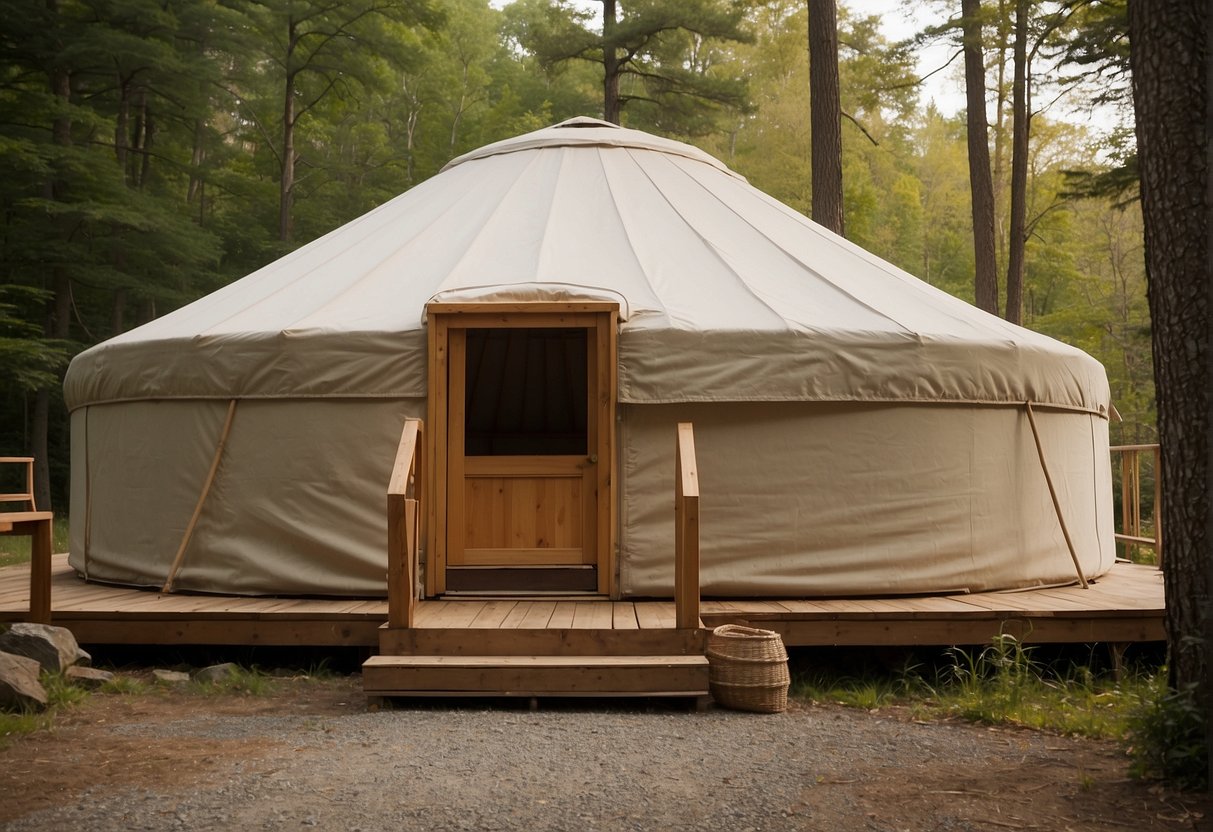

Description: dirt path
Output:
[0,676,1207,832]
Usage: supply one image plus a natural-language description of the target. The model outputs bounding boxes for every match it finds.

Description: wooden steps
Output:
[363,625,710,701]
[362,654,709,698]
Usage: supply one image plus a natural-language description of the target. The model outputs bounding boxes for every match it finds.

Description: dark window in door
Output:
[463,327,588,456]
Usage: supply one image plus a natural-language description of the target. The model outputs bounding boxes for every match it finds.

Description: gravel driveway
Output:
[0,678,1207,832]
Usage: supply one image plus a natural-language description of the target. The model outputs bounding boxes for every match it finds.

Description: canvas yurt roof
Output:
[65,117,1109,415]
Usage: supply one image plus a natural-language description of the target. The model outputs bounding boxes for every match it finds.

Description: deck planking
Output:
[0,554,1165,648]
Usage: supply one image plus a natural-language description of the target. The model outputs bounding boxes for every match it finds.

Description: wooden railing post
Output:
[1152,444,1163,569]
[1110,443,1163,568]
[387,418,423,629]
[28,514,51,624]
[674,422,700,630]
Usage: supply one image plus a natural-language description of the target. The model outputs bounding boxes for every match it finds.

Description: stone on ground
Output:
[65,666,115,689]
[153,669,191,684]
[0,623,91,673]
[194,663,239,684]
[0,651,47,711]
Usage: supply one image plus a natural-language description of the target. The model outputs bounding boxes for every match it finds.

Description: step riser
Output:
[363,663,709,697]
[379,626,706,657]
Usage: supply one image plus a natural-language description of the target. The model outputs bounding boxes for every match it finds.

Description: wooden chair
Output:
[0,457,54,623]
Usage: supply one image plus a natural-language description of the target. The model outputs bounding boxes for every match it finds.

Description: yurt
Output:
[64,117,1115,599]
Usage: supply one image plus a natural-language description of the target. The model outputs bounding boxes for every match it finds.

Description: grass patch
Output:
[0,516,71,567]
[190,665,277,696]
[0,710,53,748]
[792,636,1159,742]
[99,675,151,695]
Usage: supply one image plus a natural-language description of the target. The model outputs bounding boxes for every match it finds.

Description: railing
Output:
[387,419,424,628]
[1111,443,1162,568]
[674,422,700,629]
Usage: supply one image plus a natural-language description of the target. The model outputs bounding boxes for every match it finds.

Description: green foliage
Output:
[793,662,925,710]
[0,710,52,749]
[792,638,1162,742]
[504,0,754,132]
[1126,678,1209,791]
[42,671,90,709]
[190,665,276,696]
[0,287,69,393]
[99,674,151,695]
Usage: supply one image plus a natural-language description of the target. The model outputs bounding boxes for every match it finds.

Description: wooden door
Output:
[427,305,617,596]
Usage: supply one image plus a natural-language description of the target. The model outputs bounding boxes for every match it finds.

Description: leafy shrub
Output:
[1126,677,1208,791]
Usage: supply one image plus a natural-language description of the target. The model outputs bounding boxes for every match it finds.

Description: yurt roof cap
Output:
[442,116,742,180]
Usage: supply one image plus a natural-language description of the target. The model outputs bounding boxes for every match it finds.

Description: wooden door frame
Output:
[425,302,619,598]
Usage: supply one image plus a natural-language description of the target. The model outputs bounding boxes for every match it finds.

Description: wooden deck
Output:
[0,554,1165,648]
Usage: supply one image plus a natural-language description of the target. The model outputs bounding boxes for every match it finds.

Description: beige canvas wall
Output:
[70,396,1112,599]
[617,401,1113,597]
[69,398,424,596]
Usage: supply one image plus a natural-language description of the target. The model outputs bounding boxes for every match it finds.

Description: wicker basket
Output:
[705,624,790,713]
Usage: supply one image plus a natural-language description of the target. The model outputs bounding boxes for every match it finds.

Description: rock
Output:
[152,669,191,684]
[0,622,91,673]
[0,651,48,711]
[65,666,114,689]
[194,662,239,684]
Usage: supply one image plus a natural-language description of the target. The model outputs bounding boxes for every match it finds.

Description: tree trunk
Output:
[139,98,153,189]
[962,0,999,316]
[992,0,1011,283]
[808,0,844,235]
[188,118,205,204]
[33,0,73,511]
[1128,0,1210,765]
[603,0,620,124]
[279,16,298,242]
[280,74,295,242]
[112,288,126,335]
[115,76,130,176]
[1004,0,1029,325]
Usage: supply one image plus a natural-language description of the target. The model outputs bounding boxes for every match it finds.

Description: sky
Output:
[843,1,967,116]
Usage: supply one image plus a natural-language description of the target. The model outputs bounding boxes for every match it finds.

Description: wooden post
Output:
[28,516,51,624]
[1118,451,1128,558]
[674,422,700,629]
[1152,444,1163,569]
[387,419,422,629]
[387,492,408,629]
[1025,403,1088,589]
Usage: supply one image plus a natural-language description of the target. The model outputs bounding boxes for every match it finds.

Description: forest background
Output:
[0,0,1146,511]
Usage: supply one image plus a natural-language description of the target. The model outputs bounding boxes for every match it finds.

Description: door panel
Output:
[462,459,589,564]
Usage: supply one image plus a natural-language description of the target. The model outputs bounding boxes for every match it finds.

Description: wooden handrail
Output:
[674,422,700,630]
[1110,443,1162,568]
[387,419,424,628]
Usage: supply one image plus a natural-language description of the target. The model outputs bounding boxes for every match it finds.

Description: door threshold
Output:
[439,590,609,600]
[445,565,599,593]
